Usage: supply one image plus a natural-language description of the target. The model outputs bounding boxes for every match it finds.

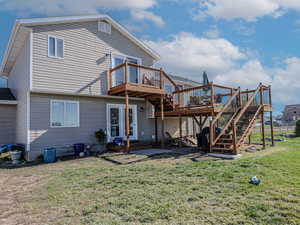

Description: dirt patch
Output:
[0,170,46,225]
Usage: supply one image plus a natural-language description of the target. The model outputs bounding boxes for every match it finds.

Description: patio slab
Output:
[130,149,174,156]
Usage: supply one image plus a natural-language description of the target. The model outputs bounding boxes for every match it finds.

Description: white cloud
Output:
[0,0,164,27]
[131,10,165,27]
[193,0,300,22]
[203,25,221,38]
[146,31,300,107]
[145,32,246,78]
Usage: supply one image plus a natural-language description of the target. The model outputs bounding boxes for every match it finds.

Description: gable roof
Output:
[1,14,160,75]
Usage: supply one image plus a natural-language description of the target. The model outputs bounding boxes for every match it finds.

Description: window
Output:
[51,100,79,127]
[48,36,64,58]
[98,21,111,34]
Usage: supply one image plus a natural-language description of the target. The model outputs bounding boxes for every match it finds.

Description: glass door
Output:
[112,55,140,86]
[128,57,139,83]
[111,56,124,87]
[107,104,138,142]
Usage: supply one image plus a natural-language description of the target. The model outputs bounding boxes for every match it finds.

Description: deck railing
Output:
[109,62,178,91]
[172,83,237,109]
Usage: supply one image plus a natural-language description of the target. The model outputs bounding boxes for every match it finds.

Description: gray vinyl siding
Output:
[29,93,155,156]
[0,105,16,145]
[31,21,155,96]
[7,34,30,146]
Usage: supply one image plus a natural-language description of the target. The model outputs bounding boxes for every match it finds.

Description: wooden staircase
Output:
[147,94,175,112]
[210,84,264,154]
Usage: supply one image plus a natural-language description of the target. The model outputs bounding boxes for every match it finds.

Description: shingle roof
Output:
[0,88,16,101]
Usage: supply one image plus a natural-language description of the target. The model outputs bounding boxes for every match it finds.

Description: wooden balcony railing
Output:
[109,62,178,92]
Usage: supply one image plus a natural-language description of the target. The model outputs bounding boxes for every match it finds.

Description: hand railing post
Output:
[232,120,237,154]
[209,120,213,152]
[160,68,163,89]
[108,68,112,89]
[211,82,214,107]
[259,83,263,105]
[124,61,128,84]
[238,86,242,107]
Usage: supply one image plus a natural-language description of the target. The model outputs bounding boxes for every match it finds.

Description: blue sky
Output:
[1,0,300,114]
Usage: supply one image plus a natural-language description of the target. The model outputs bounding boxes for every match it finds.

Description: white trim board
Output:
[0,100,18,105]
[30,89,145,101]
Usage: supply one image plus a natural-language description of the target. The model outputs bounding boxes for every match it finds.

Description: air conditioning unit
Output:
[98,21,111,34]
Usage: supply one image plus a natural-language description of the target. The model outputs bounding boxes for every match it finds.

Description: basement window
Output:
[50,100,79,128]
[48,36,64,58]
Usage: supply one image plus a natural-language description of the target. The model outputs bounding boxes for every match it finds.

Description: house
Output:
[0,15,200,161]
[282,104,300,122]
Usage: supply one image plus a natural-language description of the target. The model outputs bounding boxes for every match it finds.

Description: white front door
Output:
[107,104,138,142]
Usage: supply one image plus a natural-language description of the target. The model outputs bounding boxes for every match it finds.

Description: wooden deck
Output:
[107,62,274,155]
[108,83,165,97]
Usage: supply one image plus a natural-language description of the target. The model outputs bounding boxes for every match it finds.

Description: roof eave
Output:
[0,21,21,76]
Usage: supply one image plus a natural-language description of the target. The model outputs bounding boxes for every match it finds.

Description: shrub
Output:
[295,120,300,137]
[95,129,107,145]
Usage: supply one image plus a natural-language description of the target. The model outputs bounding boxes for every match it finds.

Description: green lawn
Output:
[1,136,300,225]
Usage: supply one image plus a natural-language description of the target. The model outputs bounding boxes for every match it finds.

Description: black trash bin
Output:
[74,143,85,156]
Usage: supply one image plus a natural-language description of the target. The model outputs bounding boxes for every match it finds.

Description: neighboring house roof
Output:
[0,88,16,101]
[169,74,202,86]
[0,14,160,75]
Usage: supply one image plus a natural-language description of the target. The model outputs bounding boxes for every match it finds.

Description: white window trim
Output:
[106,104,138,142]
[48,35,64,59]
[50,100,80,128]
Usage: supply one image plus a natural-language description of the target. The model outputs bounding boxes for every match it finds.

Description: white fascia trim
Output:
[26,92,30,151]
[30,88,145,101]
[0,21,21,75]
[29,31,33,91]
[0,100,18,105]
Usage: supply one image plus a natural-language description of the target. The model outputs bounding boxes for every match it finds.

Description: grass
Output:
[2,134,300,224]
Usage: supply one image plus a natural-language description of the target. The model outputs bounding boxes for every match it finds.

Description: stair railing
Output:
[233,84,261,124]
[231,83,262,153]
[209,88,241,151]
[237,104,263,147]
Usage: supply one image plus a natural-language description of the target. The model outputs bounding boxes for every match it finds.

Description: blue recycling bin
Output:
[43,148,56,163]
[74,143,85,156]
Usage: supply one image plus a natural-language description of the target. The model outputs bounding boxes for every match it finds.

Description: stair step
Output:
[219,138,233,141]
[212,148,234,152]
[215,143,233,147]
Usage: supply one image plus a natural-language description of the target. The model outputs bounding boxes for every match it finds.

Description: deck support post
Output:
[179,114,183,148]
[154,106,158,144]
[260,84,266,149]
[160,95,165,149]
[269,85,275,146]
[261,112,266,149]
[125,91,130,153]
[199,116,203,134]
